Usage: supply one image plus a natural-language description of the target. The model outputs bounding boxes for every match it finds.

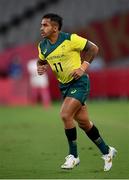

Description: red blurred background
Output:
[0,0,129,105]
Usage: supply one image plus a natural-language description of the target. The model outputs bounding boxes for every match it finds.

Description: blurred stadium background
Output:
[0,0,129,103]
[0,0,129,179]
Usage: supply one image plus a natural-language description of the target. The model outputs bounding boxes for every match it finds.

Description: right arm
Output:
[37,59,48,75]
[37,42,48,75]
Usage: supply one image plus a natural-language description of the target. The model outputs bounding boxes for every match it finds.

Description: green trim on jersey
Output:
[40,32,71,58]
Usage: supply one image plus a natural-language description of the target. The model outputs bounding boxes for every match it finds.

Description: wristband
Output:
[84,61,90,65]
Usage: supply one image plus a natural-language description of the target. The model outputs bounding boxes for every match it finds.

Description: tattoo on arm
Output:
[82,41,99,63]
[84,40,91,52]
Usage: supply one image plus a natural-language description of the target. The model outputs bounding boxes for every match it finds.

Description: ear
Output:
[53,25,58,32]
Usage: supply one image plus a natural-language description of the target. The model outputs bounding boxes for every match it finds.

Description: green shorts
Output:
[59,74,90,105]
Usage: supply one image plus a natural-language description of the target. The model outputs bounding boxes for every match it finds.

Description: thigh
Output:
[60,97,82,118]
[67,75,90,105]
[74,105,93,131]
[60,74,90,105]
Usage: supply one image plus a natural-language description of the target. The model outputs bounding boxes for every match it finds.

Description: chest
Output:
[46,41,71,62]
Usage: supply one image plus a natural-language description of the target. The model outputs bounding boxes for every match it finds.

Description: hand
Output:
[70,68,84,80]
[37,65,47,75]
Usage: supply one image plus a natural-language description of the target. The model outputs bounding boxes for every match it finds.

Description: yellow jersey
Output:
[38,32,87,83]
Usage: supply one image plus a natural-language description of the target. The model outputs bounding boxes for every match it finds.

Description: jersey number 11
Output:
[53,62,63,72]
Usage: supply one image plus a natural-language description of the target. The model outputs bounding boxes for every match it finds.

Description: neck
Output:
[49,32,60,44]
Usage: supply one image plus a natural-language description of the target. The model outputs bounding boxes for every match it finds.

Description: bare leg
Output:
[74,104,109,155]
[60,97,82,157]
[60,97,82,129]
[74,104,93,131]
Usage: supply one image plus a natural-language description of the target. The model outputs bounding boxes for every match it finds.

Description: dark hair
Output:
[43,13,63,30]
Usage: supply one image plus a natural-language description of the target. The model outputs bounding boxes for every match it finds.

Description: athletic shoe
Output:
[102,146,117,171]
[61,154,80,169]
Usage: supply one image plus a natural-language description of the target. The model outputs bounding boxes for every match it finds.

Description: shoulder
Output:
[70,33,85,41]
[70,33,87,50]
[38,39,48,50]
[59,32,85,42]
[60,32,71,41]
[59,32,83,41]
[70,33,87,44]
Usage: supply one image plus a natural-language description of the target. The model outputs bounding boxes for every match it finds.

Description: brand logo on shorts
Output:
[71,89,77,94]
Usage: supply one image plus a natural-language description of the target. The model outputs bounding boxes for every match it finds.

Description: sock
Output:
[65,127,78,158]
[86,125,109,155]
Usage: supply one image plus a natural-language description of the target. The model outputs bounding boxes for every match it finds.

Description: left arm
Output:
[82,40,99,63]
[71,40,99,79]
[80,40,99,71]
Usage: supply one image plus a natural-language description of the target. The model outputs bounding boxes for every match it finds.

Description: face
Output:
[40,18,58,38]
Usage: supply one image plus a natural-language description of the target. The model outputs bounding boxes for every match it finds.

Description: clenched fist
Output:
[37,64,48,75]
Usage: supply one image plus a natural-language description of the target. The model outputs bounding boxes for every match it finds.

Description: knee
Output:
[60,110,71,123]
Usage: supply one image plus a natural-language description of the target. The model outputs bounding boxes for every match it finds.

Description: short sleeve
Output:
[71,34,87,51]
[38,42,45,60]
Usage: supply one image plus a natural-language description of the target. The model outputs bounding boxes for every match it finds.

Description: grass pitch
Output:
[0,100,128,179]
